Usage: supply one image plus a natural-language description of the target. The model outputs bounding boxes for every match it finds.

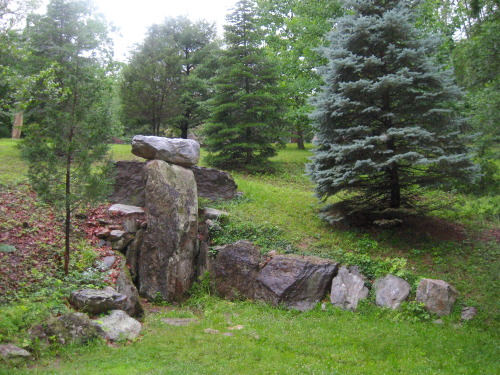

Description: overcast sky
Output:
[38,0,237,61]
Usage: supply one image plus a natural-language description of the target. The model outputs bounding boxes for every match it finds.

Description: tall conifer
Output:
[204,0,286,171]
[307,0,478,224]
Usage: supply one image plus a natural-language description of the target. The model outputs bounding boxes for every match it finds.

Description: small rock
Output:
[0,344,31,362]
[204,208,229,220]
[98,218,109,225]
[109,230,125,240]
[204,328,220,335]
[416,278,458,316]
[162,318,198,326]
[93,310,141,342]
[461,306,478,321]
[96,229,111,239]
[0,244,16,253]
[123,219,140,233]
[205,219,221,231]
[98,256,116,271]
[223,332,234,337]
[433,319,444,325]
[108,204,145,215]
[108,225,123,230]
[373,274,410,310]
[321,303,327,311]
[227,325,244,331]
[330,266,369,311]
[112,234,134,252]
[70,287,127,315]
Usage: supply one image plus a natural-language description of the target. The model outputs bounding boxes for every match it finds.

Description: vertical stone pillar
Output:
[11,112,23,139]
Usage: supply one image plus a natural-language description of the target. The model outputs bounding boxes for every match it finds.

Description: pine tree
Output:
[307,0,478,224]
[203,0,286,171]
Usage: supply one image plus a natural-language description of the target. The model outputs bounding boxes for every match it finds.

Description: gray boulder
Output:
[132,135,200,167]
[93,310,141,342]
[70,287,127,315]
[210,241,261,300]
[138,160,199,302]
[416,278,458,316]
[0,344,31,364]
[44,313,101,345]
[330,266,369,311]
[110,161,146,206]
[254,255,339,311]
[115,253,144,318]
[373,274,411,309]
[191,166,238,200]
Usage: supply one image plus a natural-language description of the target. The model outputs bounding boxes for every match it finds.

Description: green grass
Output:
[1,138,499,374]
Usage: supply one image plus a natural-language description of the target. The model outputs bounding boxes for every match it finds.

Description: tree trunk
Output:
[297,129,305,150]
[64,155,71,275]
[11,111,23,139]
[388,164,401,208]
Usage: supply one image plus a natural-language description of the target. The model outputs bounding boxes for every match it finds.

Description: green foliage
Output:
[209,218,292,253]
[20,0,118,274]
[203,0,288,171]
[307,0,478,223]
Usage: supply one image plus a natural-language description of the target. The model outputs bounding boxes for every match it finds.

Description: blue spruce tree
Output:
[307,0,478,225]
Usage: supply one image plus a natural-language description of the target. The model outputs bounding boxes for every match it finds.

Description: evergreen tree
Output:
[21,0,118,274]
[307,0,478,224]
[204,0,286,171]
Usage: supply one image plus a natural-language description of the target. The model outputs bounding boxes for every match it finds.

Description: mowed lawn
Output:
[0,139,499,374]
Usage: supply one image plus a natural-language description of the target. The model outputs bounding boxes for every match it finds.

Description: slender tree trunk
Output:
[64,152,71,275]
[388,164,401,208]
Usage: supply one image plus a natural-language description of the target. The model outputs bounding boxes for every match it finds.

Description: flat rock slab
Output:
[94,310,141,342]
[132,135,200,167]
[204,208,229,220]
[161,318,198,326]
[108,204,145,215]
[416,278,458,316]
[373,274,410,310]
[0,344,31,362]
[254,254,339,311]
[70,287,127,315]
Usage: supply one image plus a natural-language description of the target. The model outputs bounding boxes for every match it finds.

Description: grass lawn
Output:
[0,138,499,374]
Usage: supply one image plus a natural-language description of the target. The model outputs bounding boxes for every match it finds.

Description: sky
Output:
[39,0,237,61]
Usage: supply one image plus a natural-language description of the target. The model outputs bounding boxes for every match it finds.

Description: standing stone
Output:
[210,241,262,300]
[416,278,458,316]
[191,166,238,200]
[330,266,369,311]
[110,161,146,206]
[373,274,411,309]
[254,255,339,311]
[138,160,199,302]
[132,135,200,167]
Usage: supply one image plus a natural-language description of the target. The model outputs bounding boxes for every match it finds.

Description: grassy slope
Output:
[1,139,499,374]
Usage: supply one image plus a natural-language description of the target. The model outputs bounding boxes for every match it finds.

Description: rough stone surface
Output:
[204,208,229,220]
[138,160,199,302]
[98,256,116,271]
[115,253,144,318]
[93,310,141,342]
[162,318,198,326]
[123,219,140,233]
[373,274,411,310]
[196,221,211,280]
[44,313,101,345]
[461,306,478,321]
[111,233,134,252]
[210,241,261,300]
[191,166,238,200]
[416,278,458,316]
[70,287,127,315]
[132,135,200,167]
[109,230,125,240]
[0,344,31,362]
[126,228,144,282]
[108,204,145,215]
[110,161,146,206]
[254,255,339,311]
[330,266,369,311]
